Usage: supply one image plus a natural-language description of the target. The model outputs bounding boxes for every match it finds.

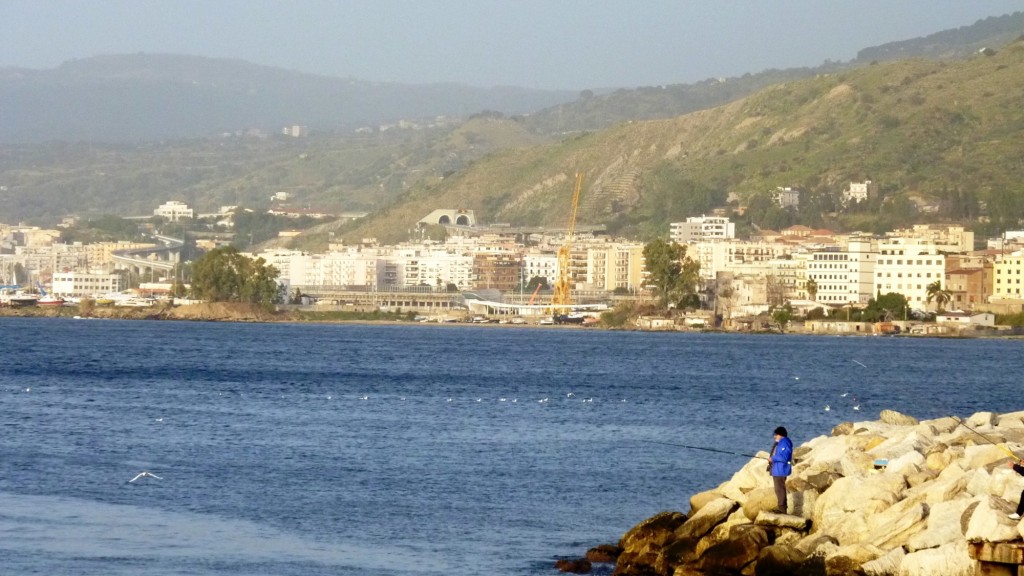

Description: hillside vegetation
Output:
[334,39,1024,244]
[0,114,552,223]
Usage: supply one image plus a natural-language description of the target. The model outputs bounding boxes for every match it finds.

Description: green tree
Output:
[805,278,818,302]
[642,239,700,309]
[772,302,794,332]
[865,292,909,322]
[190,246,281,306]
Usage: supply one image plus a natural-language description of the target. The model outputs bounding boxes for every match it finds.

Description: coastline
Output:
[2,303,1021,338]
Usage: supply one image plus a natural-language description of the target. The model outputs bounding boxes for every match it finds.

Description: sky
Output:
[4,0,1023,90]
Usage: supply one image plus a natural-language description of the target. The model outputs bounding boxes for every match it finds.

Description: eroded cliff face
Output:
[602,410,1024,576]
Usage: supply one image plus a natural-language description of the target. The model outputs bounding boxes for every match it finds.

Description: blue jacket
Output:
[770,436,793,477]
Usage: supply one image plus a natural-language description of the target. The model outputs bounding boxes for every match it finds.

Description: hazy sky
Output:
[5,0,1022,90]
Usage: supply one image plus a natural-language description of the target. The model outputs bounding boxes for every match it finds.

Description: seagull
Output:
[852,360,867,368]
[824,404,831,412]
[841,392,849,397]
[129,471,162,483]
[853,405,861,411]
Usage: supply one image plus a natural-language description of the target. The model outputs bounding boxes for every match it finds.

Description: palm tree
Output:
[926,281,952,312]
[805,278,818,302]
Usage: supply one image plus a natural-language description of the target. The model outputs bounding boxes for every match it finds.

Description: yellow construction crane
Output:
[551,172,584,311]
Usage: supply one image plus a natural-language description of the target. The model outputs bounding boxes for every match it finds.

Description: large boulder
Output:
[754,544,809,576]
[586,544,622,563]
[814,475,905,541]
[963,495,1021,543]
[688,489,723,515]
[824,544,882,575]
[906,498,970,552]
[620,511,686,554]
[897,540,973,576]
[693,524,769,574]
[880,410,919,426]
[861,546,905,576]
[675,498,736,541]
[741,487,780,520]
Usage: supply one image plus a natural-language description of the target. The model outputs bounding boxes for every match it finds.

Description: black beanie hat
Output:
[774,426,788,437]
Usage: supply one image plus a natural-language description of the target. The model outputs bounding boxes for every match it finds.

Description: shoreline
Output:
[1,304,1021,338]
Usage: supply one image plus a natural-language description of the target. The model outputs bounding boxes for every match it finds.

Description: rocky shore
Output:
[564,410,1024,576]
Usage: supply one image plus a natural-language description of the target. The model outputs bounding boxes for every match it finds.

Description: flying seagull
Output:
[129,471,162,483]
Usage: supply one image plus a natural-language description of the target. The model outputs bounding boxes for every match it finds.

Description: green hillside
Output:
[333,39,1024,245]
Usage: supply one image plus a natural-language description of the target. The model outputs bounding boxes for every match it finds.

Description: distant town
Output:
[3,183,1024,334]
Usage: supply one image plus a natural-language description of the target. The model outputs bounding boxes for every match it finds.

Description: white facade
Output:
[669,216,735,244]
[52,271,122,298]
[806,240,876,305]
[154,201,194,221]
[522,250,559,288]
[874,239,945,309]
[691,240,795,281]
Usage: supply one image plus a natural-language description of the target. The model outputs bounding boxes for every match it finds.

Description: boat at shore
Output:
[0,289,39,307]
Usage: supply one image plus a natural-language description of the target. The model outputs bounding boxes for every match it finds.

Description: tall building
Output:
[670,216,735,244]
[806,240,876,305]
[874,239,946,310]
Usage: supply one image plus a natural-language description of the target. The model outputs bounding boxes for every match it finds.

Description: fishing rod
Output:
[953,416,1022,462]
[643,440,768,460]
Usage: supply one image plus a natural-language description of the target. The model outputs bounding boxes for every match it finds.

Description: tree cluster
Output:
[642,239,700,309]
[189,246,281,306]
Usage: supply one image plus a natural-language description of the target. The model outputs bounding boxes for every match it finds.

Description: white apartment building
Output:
[691,240,795,281]
[992,252,1024,300]
[387,246,475,289]
[52,271,122,298]
[806,240,877,305]
[874,239,946,310]
[522,250,559,288]
[154,201,194,221]
[669,216,735,244]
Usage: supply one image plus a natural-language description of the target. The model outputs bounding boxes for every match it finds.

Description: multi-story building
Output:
[945,264,992,310]
[583,242,645,292]
[992,252,1024,300]
[52,271,122,298]
[154,201,193,221]
[522,249,558,288]
[874,239,946,310]
[473,253,521,291]
[806,240,876,305]
[890,224,974,254]
[669,216,735,244]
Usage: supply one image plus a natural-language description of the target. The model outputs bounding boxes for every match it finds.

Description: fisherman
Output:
[768,426,793,513]
[1008,460,1024,520]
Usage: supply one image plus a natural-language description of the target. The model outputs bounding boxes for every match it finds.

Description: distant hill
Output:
[333,38,1024,244]
[523,11,1024,135]
[0,53,576,143]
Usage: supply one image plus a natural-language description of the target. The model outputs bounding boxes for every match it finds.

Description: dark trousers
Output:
[773,476,788,512]
[1018,489,1024,516]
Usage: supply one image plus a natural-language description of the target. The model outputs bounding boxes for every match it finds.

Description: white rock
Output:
[963,495,1021,542]
[866,500,928,549]
[884,451,926,478]
[997,411,1024,429]
[906,498,970,552]
[869,430,935,461]
[862,546,905,576]
[675,497,736,540]
[897,540,973,576]
[965,444,1011,470]
[967,412,998,428]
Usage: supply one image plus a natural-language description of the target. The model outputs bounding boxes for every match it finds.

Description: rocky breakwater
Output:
[577,410,1024,576]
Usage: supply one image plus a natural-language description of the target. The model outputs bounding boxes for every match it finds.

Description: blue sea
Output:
[1,317,1020,575]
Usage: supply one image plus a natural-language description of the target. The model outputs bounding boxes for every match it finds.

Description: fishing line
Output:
[953,416,1022,462]
[642,440,767,460]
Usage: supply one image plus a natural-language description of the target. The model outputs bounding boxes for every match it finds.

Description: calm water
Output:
[1,318,1021,575]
